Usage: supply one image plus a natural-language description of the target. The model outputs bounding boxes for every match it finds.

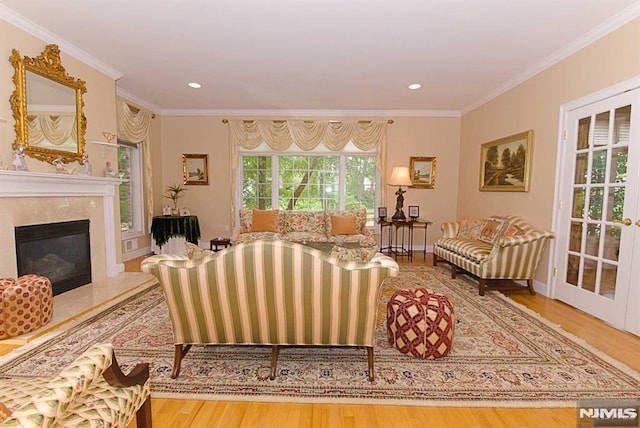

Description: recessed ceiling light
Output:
[188,82,202,89]
[408,83,422,90]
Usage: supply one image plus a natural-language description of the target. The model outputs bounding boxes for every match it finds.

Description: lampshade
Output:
[388,166,412,186]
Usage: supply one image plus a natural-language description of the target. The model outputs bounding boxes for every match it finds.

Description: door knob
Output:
[636,219,640,227]
[613,218,632,226]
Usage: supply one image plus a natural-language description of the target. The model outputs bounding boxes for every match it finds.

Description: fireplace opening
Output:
[15,220,92,296]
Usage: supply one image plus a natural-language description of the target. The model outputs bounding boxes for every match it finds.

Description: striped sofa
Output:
[433,215,554,295]
[141,239,399,381]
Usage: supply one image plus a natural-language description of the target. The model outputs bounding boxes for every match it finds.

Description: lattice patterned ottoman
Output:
[387,288,455,359]
[0,274,53,339]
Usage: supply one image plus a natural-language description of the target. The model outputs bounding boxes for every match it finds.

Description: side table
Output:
[378,219,432,260]
[210,237,231,252]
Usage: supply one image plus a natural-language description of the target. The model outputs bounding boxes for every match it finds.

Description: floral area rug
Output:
[1,265,638,407]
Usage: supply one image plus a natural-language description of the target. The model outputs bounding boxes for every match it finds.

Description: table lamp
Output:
[388,166,412,220]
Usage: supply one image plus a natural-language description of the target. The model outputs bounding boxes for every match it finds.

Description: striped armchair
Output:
[141,239,399,381]
[433,216,554,295]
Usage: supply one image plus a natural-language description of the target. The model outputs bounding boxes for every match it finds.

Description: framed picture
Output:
[479,130,533,192]
[408,205,419,219]
[410,157,436,189]
[182,154,209,185]
[377,206,387,219]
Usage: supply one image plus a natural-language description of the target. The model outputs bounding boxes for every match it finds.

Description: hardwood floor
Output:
[5,254,640,427]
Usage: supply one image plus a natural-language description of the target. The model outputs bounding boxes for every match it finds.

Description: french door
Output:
[555,87,640,335]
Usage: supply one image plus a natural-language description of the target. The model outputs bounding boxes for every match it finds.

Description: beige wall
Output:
[156,116,461,248]
[459,18,640,282]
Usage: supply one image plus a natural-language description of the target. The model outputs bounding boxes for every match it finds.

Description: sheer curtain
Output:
[228,119,389,225]
[117,100,154,232]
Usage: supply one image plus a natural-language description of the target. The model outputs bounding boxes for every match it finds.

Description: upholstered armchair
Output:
[0,343,151,427]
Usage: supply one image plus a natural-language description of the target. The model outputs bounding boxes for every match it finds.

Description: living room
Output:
[0,1,639,426]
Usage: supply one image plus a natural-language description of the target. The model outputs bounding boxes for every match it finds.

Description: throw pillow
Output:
[185,242,214,259]
[251,209,279,232]
[0,402,11,423]
[330,214,358,235]
[503,224,525,236]
[479,218,507,244]
[456,217,487,239]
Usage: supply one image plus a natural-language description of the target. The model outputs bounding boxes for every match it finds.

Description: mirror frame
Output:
[9,44,87,164]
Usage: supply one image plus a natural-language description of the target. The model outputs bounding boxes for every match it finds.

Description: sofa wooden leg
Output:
[366,346,374,381]
[479,279,486,296]
[171,344,191,379]
[527,279,536,295]
[450,264,457,279]
[269,345,279,380]
[135,396,152,428]
[432,253,438,266]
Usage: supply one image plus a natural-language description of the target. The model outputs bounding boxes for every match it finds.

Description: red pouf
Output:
[387,288,455,359]
[0,275,53,339]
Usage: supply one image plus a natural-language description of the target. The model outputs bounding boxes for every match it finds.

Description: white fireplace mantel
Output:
[0,170,124,277]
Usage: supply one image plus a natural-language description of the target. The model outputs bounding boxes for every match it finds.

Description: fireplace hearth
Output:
[15,220,92,296]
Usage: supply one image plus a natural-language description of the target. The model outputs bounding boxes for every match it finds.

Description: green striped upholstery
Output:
[141,240,399,348]
[434,216,554,288]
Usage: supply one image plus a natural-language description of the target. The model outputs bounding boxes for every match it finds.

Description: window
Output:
[117,140,144,235]
[240,152,378,224]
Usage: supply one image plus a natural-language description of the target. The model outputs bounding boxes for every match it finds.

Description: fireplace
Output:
[15,220,92,296]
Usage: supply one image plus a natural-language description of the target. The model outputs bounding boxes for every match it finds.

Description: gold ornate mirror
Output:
[9,44,87,164]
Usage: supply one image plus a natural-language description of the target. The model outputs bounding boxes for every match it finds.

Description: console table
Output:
[151,215,201,254]
[378,219,432,260]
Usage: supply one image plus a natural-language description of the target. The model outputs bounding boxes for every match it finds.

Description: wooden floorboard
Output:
[4,253,639,427]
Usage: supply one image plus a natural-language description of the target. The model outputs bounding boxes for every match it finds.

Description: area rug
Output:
[1,266,639,407]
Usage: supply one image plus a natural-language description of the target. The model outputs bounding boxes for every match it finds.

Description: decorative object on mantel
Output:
[12,142,28,171]
[163,183,188,216]
[388,166,412,220]
[104,161,117,177]
[53,155,74,174]
[77,153,91,176]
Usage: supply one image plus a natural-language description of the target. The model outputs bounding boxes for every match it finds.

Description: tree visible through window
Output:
[240,154,377,223]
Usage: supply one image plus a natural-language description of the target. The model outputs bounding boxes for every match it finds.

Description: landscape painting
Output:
[479,130,532,192]
[182,153,209,185]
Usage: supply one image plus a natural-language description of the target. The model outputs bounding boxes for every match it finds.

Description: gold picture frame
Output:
[410,157,436,189]
[479,130,533,192]
[182,154,209,185]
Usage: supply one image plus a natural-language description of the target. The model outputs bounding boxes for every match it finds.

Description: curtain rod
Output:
[221,118,393,124]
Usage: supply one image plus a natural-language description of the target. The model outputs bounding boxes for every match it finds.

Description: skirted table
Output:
[151,215,201,254]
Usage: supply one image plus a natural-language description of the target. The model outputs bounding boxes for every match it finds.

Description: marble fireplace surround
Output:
[0,170,124,281]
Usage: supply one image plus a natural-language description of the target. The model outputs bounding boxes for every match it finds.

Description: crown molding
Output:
[461,1,640,115]
[159,108,461,118]
[116,88,162,114]
[0,5,123,80]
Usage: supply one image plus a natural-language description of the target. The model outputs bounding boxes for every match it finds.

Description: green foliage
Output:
[164,183,187,209]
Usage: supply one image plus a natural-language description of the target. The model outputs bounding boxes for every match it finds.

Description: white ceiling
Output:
[1,0,639,115]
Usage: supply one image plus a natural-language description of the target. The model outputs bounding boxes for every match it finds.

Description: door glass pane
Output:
[575,153,588,184]
[606,186,625,222]
[588,187,603,220]
[572,188,585,218]
[591,150,607,184]
[582,259,597,292]
[585,224,600,257]
[609,147,628,184]
[566,254,580,286]
[602,225,621,261]
[593,112,610,146]
[577,117,590,150]
[569,221,583,252]
[613,105,631,145]
[600,262,617,299]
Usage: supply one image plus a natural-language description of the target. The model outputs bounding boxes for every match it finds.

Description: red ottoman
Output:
[387,288,455,359]
[0,275,54,339]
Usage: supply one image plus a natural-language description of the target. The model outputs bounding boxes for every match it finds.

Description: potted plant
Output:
[163,183,187,215]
